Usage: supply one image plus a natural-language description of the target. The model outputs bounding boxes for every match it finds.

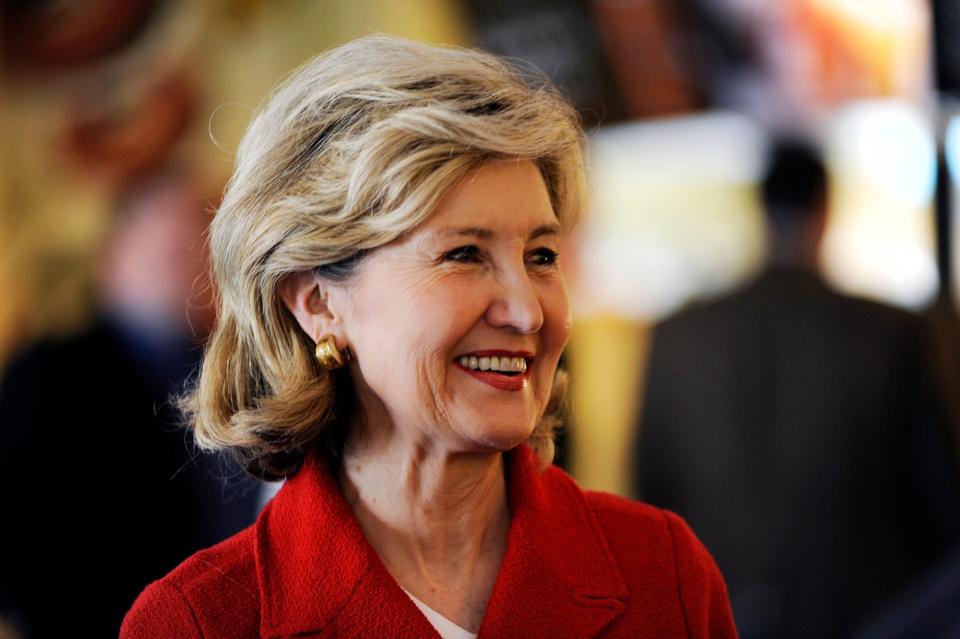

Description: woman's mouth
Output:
[454,350,533,391]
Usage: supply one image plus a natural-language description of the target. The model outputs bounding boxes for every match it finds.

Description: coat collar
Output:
[256,445,627,638]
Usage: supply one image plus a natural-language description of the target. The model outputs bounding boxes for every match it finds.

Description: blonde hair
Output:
[185,35,584,479]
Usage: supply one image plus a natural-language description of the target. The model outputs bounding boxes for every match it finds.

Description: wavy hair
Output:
[183,35,584,479]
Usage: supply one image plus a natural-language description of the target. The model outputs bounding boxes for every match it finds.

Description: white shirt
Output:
[403,590,478,639]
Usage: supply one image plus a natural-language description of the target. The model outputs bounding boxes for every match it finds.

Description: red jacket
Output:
[122,445,737,638]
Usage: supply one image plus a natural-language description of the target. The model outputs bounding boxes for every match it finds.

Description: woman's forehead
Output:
[419,160,558,236]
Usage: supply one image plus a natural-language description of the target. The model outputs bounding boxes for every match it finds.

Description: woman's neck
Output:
[338,430,510,632]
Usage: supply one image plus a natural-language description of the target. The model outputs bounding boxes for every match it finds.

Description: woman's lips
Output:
[454,350,534,391]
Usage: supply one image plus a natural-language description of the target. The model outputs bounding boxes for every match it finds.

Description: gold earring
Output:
[315,337,349,370]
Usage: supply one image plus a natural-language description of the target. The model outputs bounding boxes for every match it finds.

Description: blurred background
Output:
[2,0,959,637]
[1,0,949,491]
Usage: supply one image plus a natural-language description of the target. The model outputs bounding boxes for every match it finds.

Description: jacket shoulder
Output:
[121,526,260,639]
[583,491,739,639]
[581,491,681,575]
[583,491,673,538]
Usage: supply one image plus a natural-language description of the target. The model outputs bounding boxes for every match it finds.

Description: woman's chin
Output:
[457,420,537,455]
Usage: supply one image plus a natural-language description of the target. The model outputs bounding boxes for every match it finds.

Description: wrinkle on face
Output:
[343,253,465,446]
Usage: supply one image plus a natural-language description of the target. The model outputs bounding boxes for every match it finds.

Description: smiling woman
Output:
[120,36,737,639]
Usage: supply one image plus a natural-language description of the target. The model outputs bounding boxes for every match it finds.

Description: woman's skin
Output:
[281,159,571,632]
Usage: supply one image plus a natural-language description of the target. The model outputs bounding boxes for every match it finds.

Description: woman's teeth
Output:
[458,355,527,374]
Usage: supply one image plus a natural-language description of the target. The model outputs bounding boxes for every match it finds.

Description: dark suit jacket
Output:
[635,268,960,639]
[122,444,738,638]
[854,541,960,638]
[0,318,259,638]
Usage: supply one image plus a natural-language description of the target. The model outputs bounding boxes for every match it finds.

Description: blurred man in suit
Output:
[634,139,960,639]
[0,173,260,637]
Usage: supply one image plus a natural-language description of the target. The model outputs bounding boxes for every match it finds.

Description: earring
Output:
[315,337,349,370]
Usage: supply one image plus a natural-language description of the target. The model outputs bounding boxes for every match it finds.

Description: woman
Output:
[122,36,736,638]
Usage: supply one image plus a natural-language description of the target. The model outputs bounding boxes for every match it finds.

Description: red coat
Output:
[122,445,737,638]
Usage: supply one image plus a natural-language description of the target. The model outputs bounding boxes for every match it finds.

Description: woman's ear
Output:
[278,271,339,343]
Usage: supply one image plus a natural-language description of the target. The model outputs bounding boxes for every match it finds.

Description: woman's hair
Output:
[184,35,584,480]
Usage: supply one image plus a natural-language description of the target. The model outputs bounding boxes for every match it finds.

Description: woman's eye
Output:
[442,245,481,263]
[529,248,559,266]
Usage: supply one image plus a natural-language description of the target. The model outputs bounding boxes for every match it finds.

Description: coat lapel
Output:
[477,446,628,638]
[255,446,626,638]
[255,454,439,638]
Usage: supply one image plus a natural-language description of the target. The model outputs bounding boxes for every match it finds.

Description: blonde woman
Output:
[122,36,737,639]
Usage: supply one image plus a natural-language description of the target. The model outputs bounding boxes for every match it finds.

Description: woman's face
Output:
[337,159,571,453]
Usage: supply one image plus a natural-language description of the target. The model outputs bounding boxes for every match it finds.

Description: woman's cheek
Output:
[544,280,572,343]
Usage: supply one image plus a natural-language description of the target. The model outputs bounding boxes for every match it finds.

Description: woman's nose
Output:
[484,267,544,334]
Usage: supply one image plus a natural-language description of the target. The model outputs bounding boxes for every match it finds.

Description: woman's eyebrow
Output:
[529,224,560,240]
[436,227,495,241]
[434,224,560,241]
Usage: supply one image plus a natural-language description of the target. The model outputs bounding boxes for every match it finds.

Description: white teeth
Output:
[458,355,528,373]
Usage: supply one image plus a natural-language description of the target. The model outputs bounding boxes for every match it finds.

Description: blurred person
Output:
[634,139,960,638]
[121,36,737,638]
[0,172,260,638]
